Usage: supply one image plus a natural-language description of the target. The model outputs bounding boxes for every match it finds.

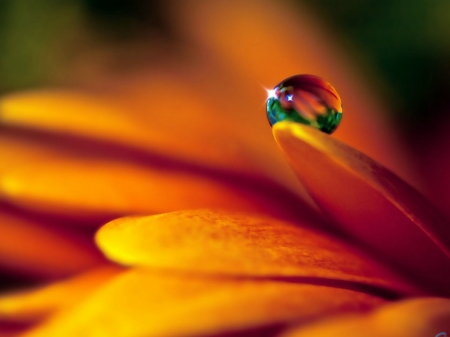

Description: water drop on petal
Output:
[266,74,343,134]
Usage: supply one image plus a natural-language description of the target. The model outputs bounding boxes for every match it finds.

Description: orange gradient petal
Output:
[0,85,312,199]
[24,268,385,337]
[0,88,321,222]
[96,209,420,296]
[0,131,318,224]
[281,297,450,337]
[273,121,450,295]
[0,265,123,323]
[0,211,105,279]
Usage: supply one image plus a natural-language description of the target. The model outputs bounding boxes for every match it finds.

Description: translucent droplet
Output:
[266,74,343,134]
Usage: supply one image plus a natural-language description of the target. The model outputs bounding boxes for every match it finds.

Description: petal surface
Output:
[0,210,105,279]
[0,132,317,224]
[0,265,123,323]
[281,297,450,337]
[0,84,312,209]
[24,268,386,337]
[96,210,420,296]
[273,121,450,295]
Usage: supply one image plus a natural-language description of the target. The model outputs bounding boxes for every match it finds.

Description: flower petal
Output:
[0,265,123,323]
[272,121,450,295]
[0,210,106,279]
[23,268,386,337]
[0,83,311,204]
[281,297,450,337]
[0,132,317,224]
[96,209,420,296]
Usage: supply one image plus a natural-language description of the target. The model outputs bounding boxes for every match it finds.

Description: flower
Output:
[0,1,449,336]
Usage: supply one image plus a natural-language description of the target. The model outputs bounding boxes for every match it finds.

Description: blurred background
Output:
[0,0,450,216]
[1,0,450,142]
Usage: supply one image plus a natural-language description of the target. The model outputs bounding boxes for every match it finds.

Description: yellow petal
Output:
[0,133,317,223]
[281,297,450,337]
[96,209,420,296]
[0,265,123,323]
[0,90,150,156]
[0,210,105,279]
[273,121,450,295]
[24,268,386,337]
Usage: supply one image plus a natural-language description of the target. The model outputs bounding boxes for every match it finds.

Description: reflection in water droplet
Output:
[266,74,343,134]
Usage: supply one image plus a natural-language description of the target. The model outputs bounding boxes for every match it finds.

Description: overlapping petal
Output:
[0,132,307,223]
[0,79,304,193]
[96,209,420,296]
[0,210,105,279]
[281,297,450,337]
[0,86,322,224]
[0,265,123,323]
[273,121,450,295]
[23,268,386,337]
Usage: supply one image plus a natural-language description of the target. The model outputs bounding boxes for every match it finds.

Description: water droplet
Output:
[266,74,343,134]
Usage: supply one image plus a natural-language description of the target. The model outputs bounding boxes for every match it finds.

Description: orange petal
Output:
[0,90,148,156]
[0,132,317,224]
[0,84,311,200]
[96,209,420,296]
[0,265,123,323]
[273,121,450,295]
[281,297,450,337]
[0,88,322,222]
[171,0,419,187]
[23,268,386,337]
[0,210,106,279]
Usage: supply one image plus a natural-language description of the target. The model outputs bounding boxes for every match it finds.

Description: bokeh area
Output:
[2,0,450,135]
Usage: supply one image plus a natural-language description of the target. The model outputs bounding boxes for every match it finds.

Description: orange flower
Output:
[0,1,449,336]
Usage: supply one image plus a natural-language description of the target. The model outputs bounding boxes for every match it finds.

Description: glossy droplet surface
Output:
[266,74,342,134]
